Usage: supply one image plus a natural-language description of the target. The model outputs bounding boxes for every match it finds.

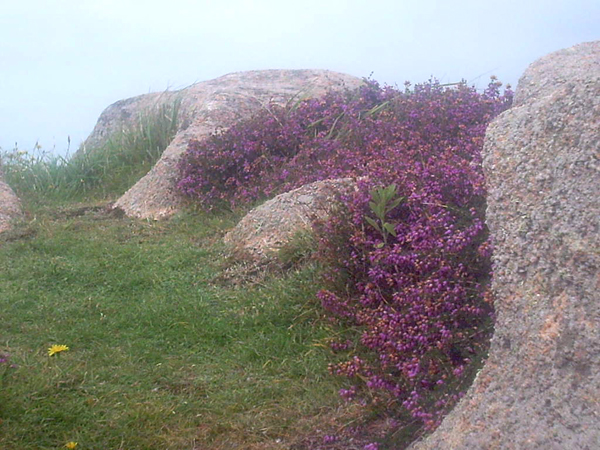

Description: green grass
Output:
[0,99,411,449]
[1,97,180,207]
[0,205,354,449]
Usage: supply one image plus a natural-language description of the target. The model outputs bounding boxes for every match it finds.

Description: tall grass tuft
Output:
[1,97,181,205]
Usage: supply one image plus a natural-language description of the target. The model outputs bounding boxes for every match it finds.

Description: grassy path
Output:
[0,206,348,449]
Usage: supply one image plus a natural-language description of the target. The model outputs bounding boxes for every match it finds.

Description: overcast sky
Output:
[1,0,598,156]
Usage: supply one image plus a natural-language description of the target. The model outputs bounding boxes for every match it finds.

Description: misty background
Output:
[1,0,598,156]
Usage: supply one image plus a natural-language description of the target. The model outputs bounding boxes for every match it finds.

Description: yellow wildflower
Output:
[65,442,78,449]
[48,344,69,356]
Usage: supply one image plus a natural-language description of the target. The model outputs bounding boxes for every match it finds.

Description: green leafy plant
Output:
[364,183,404,247]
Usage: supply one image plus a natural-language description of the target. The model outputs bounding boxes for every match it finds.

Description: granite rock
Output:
[0,169,23,234]
[411,41,599,450]
[80,70,363,219]
[224,178,356,264]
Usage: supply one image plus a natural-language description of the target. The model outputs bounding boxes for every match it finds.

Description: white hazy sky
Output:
[1,0,598,156]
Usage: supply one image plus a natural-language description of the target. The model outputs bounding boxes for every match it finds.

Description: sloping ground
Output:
[0,170,22,233]
[411,41,600,449]
[0,205,362,449]
[79,69,363,219]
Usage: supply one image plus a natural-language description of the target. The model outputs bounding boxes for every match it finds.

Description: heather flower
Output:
[48,344,69,356]
[330,339,352,352]
[339,385,357,401]
[176,76,512,431]
[323,434,338,443]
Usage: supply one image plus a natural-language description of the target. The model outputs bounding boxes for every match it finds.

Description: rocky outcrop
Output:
[80,70,363,219]
[411,41,600,449]
[0,170,23,234]
[224,178,356,264]
[80,91,179,154]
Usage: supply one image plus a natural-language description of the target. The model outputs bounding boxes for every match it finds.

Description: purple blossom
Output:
[339,385,357,401]
[176,77,512,431]
[323,434,338,444]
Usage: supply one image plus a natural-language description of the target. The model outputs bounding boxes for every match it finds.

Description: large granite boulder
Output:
[79,91,180,154]
[224,178,356,264]
[411,41,599,449]
[0,170,22,234]
[80,70,363,219]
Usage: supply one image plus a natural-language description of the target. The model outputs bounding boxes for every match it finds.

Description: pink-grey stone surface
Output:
[0,169,22,234]
[224,178,356,263]
[410,41,599,450]
[81,69,363,219]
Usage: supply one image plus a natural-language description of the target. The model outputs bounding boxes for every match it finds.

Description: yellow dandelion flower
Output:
[65,442,78,449]
[48,344,69,356]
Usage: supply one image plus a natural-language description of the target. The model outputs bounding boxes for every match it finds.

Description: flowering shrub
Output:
[177,77,513,432]
[177,80,397,208]
[177,78,511,211]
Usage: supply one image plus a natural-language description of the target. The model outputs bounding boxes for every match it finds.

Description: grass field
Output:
[1,85,498,448]
[0,203,361,449]
[0,102,369,449]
